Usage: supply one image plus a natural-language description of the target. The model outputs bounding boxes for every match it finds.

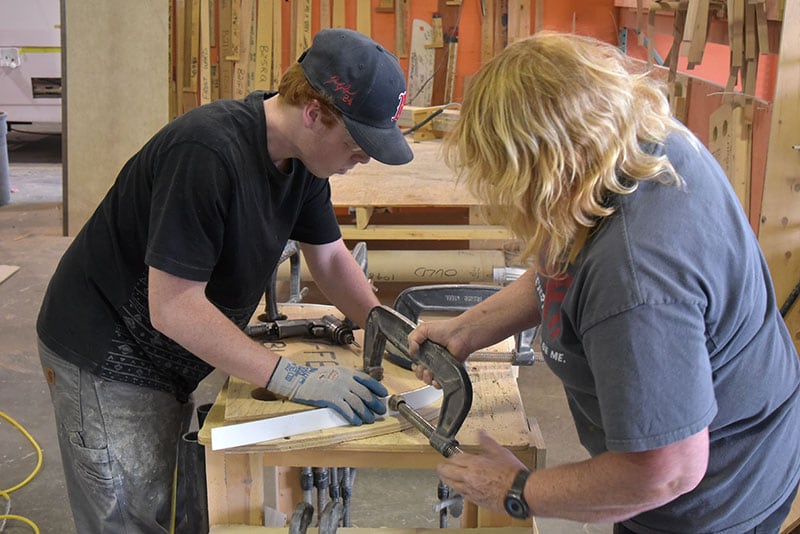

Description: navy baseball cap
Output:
[299,28,413,165]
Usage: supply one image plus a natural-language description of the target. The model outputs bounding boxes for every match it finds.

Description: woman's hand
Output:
[436,431,529,513]
[407,317,471,387]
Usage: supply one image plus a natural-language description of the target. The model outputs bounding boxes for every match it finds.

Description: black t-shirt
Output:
[37,91,341,400]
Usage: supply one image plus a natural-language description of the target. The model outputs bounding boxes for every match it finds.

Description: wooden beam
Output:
[356,0,371,35]
[332,0,346,28]
[319,0,331,29]
[494,0,508,54]
[270,0,281,87]
[682,0,709,66]
[395,0,410,57]
[481,0,495,64]
[174,0,186,115]
[183,0,200,110]
[217,0,233,99]
[245,0,257,92]
[431,1,459,104]
[339,224,513,241]
[200,0,212,104]
[517,0,532,40]
[534,0,543,32]
[291,0,311,61]
[255,0,273,90]
[232,0,253,98]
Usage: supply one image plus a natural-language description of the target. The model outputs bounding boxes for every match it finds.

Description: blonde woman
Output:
[409,32,800,533]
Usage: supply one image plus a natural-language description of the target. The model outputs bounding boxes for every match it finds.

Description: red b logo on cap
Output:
[392,91,407,122]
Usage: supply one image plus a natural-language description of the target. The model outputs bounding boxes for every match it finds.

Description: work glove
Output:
[267,357,388,425]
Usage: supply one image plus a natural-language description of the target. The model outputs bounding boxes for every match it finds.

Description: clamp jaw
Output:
[393,284,537,366]
[363,305,473,457]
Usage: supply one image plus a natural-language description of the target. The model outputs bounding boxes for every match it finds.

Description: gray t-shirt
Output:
[537,130,800,533]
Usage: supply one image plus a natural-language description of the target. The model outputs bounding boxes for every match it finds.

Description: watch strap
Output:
[504,468,531,518]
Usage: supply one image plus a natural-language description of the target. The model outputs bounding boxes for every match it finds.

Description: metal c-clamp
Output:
[363,305,472,457]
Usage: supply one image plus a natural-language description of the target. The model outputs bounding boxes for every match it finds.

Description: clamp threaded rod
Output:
[388,395,463,458]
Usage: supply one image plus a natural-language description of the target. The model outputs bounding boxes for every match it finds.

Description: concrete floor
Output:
[0,129,612,533]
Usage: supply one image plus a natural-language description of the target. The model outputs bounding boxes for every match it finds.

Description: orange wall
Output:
[202,1,778,105]
[295,0,619,102]
[298,1,776,104]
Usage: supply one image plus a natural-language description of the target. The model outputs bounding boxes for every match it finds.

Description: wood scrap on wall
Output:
[645,0,771,222]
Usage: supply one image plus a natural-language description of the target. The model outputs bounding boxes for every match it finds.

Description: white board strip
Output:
[211,386,442,451]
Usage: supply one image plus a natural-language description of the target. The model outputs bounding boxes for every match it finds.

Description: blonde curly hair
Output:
[445,31,687,277]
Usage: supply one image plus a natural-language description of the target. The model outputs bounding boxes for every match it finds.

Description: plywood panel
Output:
[757,0,800,311]
[64,1,170,235]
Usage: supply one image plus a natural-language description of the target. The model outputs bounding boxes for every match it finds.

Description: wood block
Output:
[682,0,708,62]
[397,105,459,135]
[411,107,440,142]
[428,13,444,48]
[375,0,394,13]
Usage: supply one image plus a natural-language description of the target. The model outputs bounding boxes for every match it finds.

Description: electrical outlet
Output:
[0,48,21,68]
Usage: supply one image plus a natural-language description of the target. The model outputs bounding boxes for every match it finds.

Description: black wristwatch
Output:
[504,468,531,519]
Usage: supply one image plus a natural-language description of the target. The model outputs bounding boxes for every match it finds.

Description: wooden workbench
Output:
[198,304,544,530]
[330,139,513,243]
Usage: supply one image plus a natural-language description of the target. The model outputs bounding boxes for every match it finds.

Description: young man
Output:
[409,32,800,533]
[38,28,412,533]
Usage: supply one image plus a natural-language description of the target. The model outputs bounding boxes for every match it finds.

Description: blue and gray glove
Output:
[267,357,388,425]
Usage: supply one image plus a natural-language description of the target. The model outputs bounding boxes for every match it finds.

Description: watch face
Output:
[504,495,529,519]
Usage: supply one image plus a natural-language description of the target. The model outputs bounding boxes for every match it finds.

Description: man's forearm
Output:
[149,268,281,386]
[302,241,380,328]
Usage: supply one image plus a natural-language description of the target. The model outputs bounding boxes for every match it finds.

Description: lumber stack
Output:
[171,0,313,117]
[169,0,538,115]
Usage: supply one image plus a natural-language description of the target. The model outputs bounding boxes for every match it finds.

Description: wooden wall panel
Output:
[757,0,800,329]
[64,1,170,235]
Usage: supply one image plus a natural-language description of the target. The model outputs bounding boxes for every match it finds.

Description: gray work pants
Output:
[39,340,195,534]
